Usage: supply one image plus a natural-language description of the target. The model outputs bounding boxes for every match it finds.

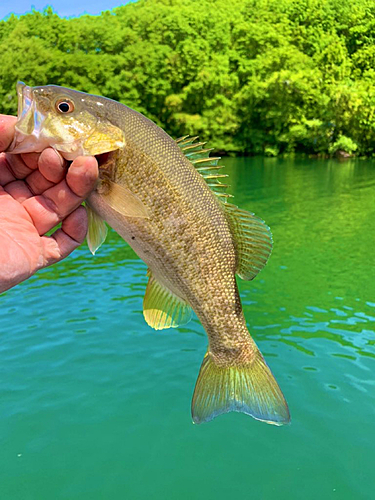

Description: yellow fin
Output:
[86,204,108,255]
[192,350,290,425]
[143,272,192,330]
[102,181,149,219]
[224,203,273,281]
[83,122,125,155]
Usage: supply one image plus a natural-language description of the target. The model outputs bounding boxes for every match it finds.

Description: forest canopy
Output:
[1,0,375,156]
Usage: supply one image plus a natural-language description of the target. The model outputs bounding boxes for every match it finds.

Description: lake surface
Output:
[1,157,374,500]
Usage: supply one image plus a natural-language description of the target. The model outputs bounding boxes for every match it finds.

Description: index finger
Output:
[0,115,17,152]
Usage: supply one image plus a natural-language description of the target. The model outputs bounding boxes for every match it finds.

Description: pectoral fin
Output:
[102,181,149,219]
[143,271,192,330]
[224,203,273,280]
[86,204,108,255]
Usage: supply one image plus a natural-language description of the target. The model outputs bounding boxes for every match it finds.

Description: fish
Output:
[7,81,290,425]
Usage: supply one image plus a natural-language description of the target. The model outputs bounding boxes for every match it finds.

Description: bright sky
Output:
[0,1,133,20]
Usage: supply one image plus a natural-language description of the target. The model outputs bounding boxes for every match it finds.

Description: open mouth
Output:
[6,81,48,155]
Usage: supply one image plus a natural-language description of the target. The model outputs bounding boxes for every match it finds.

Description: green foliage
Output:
[329,135,358,155]
[1,0,375,155]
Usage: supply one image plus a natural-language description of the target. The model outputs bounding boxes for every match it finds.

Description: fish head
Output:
[7,82,125,160]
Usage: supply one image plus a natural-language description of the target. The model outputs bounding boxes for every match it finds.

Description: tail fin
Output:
[191,350,290,425]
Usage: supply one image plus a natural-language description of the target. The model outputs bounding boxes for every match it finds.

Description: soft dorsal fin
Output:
[176,136,232,200]
[224,203,273,281]
[86,204,108,255]
[143,270,192,330]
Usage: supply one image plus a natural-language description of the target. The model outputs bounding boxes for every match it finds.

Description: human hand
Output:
[0,115,99,293]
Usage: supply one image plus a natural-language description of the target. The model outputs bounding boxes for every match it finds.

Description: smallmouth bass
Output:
[7,82,290,425]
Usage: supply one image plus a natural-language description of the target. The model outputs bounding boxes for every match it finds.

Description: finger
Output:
[3,180,33,203]
[40,206,88,265]
[16,149,65,182]
[22,195,61,235]
[6,151,36,179]
[44,155,99,215]
[25,149,66,194]
[0,153,16,185]
[21,152,40,171]
[40,179,82,220]
[38,148,67,183]
[0,115,17,152]
[26,170,54,195]
[66,156,98,197]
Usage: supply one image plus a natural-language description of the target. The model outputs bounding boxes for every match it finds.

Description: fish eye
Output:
[56,99,74,114]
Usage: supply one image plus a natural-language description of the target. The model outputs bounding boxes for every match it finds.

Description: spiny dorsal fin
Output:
[176,136,272,280]
[86,204,108,255]
[143,270,192,330]
[176,135,232,200]
[224,203,273,281]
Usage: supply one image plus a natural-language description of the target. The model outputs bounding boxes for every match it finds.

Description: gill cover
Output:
[6,82,125,160]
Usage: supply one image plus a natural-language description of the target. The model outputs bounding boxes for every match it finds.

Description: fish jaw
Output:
[6,82,52,154]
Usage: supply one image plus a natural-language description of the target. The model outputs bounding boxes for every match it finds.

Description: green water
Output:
[1,157,374,500]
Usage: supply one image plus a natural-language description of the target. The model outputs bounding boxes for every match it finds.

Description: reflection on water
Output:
[0,157,374,500]
[225,157,375,357]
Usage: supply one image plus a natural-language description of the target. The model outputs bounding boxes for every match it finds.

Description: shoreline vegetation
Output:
[1,0,375,157]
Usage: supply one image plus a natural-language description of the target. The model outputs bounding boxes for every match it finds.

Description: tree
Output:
[2,0,375,156]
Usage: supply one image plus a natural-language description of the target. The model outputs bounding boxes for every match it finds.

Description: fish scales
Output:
[6,82,290,426]
[93,108,243,348]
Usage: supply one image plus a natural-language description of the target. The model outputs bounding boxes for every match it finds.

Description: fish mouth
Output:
[6,81,49,154]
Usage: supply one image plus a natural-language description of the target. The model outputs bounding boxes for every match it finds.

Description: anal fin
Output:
[143,271,192,330]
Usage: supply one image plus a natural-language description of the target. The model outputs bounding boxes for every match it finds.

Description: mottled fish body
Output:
[7,82,290,425]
